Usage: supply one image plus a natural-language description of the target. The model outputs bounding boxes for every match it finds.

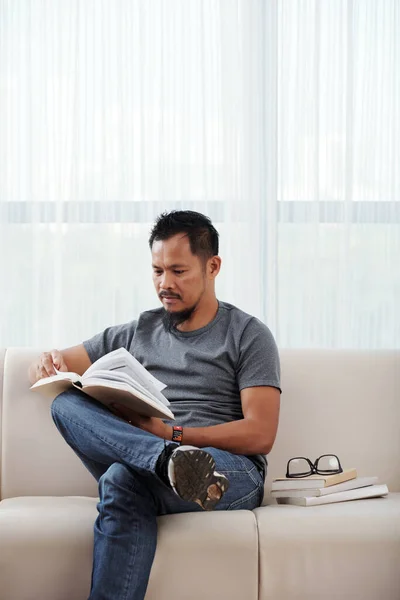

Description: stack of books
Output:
[271,468,389,506]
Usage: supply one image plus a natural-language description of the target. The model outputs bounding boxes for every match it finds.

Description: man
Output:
[28,210,281,600]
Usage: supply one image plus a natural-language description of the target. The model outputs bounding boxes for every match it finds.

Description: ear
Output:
[207,256,221,279]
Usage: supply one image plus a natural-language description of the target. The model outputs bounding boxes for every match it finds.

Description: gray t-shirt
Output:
[83,301,281,477]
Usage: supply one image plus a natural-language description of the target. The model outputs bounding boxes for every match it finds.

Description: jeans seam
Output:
[97,466,141,600]
[221,465,260,487]
[219,469,256,475]
[236,455,254,470]
[247,466,261,487]
[122,474,140,600]
[227,485,261,511]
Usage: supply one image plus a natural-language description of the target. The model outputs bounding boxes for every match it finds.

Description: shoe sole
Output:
[172,449,229,511]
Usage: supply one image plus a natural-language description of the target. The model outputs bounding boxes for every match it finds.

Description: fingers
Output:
[40,352,57,377]
[51,349,68,372]
[110,403,137,425]
[37,365,50,380]
[37,349,66,379]
[109,403,124,418]
[110,403,131,421]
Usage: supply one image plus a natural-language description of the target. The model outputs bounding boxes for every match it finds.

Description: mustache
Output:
[159,292,181,300]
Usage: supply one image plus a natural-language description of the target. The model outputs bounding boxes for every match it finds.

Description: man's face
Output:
[151,234,207,316]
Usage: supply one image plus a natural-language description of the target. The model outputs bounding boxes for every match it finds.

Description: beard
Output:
[162,303,198,330]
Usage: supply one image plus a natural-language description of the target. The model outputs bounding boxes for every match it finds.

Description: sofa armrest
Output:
[0,348,7,499]
[1,348,98,500]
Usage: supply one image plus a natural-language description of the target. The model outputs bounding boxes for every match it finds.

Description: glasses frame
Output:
[285,454,343,478]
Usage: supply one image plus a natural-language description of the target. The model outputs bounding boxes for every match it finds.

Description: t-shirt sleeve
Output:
[83,320,137,364]
[236,318,281,393]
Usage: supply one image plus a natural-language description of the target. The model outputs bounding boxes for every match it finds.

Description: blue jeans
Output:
[51,389,265,600]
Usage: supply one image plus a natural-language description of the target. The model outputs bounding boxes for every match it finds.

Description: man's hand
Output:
[111,403,172,440]
[28,344,92,386]
[29,349,69,385]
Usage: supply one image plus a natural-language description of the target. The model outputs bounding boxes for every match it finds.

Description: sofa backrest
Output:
[1,347,399,500]
[265,349,400,500]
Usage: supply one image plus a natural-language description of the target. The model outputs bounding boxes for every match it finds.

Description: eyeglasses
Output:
[286,454,343,478]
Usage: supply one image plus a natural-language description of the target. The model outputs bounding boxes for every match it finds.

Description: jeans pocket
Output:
[226,483,263,511]
[225,464,264,511]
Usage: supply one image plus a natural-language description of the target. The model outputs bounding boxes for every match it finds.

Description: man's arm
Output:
[118,386,280,456]
[167,386,280,455]
[180,386,280,455]
[28,344,92,385]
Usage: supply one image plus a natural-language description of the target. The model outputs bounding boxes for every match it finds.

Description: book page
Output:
[84,370,170,407]
[30,374,81,401]
[83,348,169,406]
[32,371,81,387]
[80,381,174,420]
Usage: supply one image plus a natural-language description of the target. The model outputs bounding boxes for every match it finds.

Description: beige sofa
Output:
[0,348,399,600]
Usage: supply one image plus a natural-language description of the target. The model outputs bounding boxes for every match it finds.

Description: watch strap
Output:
[172,425,183,445]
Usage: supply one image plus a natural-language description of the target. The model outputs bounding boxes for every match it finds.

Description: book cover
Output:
[271,468,357,491]
[271,476,379,498]
[276,484,388,506]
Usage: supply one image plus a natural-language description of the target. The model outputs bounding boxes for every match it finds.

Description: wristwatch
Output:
[172,425,183,446]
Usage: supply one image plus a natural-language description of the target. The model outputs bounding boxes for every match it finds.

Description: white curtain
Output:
[0,0,399,349]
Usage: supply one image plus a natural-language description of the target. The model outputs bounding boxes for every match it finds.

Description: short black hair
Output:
[149,210,219,260]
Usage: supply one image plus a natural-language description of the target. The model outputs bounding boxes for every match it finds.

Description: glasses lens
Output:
[287,458,312,477]
[316,455,340,474]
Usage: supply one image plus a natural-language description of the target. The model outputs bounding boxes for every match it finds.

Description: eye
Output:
[153,270,163,276]
[174,270,185,275]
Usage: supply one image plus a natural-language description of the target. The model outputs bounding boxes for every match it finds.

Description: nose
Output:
[160,271,175,290]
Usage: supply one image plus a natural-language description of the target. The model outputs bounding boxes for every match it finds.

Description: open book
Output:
[30,348,175,420]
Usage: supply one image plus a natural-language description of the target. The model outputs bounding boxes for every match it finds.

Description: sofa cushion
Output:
[255,493,400,600]
[0,496,259,600]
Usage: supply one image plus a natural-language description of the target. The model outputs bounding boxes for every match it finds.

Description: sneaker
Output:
[168,445,229,511]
